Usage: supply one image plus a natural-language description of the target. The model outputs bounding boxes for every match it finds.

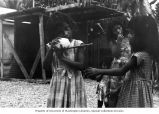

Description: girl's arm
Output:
[60,46,85,70]
[43,38,60,70]
[85,56,137,77]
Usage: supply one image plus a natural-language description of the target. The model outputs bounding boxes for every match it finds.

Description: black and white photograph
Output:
[0,0,159,113]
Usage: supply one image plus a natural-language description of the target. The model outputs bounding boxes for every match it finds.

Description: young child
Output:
[103,23,131,108]
[85,15,159,107]
[96,61,110,108]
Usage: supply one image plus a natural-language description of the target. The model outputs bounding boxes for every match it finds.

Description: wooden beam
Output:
[4,34,30,79]
[46,3,80,12]
[30,48,41,78]
[39,15,46,80]
[0,20,3,78]
[0,8,45,19]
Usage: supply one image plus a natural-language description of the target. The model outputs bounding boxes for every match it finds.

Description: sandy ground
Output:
[0,79,159,108]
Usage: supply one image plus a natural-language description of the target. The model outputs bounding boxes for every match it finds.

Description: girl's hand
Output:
[50,39,60,49]
[55,45,65,59]
[84,67,101,77]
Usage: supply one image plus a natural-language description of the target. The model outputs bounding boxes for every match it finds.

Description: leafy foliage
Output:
[0,0,33,10]
[155,2,159,21]
[0,0,124,11]
[34,0,80,8]
[34,0,121,9]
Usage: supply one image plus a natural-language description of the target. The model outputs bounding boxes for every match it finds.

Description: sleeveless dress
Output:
[117,52,153,107]
[47,38,87,108]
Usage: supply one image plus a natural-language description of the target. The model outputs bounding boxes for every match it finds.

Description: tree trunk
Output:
[137,0,154,17]
[150,0,157,5]
[119,0,155,20]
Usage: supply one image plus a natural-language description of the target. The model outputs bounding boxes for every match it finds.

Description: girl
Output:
[44,12,87,108]
[105,23,131,107]
[85,15,159,107]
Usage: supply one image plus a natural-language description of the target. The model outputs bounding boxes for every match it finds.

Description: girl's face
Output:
[63,23,72,38]
[113,25,123,35]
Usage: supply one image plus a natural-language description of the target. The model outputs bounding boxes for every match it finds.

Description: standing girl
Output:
[85,15,159,107]
[44,12,87,108]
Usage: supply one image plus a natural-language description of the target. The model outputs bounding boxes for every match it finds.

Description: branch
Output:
[46,3,80,12]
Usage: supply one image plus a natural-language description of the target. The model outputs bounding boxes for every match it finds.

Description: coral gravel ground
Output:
[0,79,159,108]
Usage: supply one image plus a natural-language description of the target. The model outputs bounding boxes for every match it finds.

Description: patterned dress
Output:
[47,38,87,108]
[117,52,153,107]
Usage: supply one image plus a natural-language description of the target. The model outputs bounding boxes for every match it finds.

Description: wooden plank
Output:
[39,15,46,80]
[0,20,3,78]
[30,48,41,78]
[4,34,30,79]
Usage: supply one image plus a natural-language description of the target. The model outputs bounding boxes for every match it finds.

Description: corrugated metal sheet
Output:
[0,7,16,15]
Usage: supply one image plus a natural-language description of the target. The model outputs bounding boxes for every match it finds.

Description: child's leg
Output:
[104,101,109,107]
[97,100,103,108]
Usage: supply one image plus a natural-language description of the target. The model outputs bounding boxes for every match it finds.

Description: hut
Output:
[0,4,124,80]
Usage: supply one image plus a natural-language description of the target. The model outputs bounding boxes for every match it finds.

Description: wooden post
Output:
[4,34,30,79]
[85,21,89,68]
[39,15,46,80]
[30,48,41,78]
[0,20,3,78]
[33,0,35,8]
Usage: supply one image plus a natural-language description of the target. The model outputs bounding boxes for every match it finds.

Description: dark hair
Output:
[107,19,126,42]
[45,12,78,42]
[128,15,159,61]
